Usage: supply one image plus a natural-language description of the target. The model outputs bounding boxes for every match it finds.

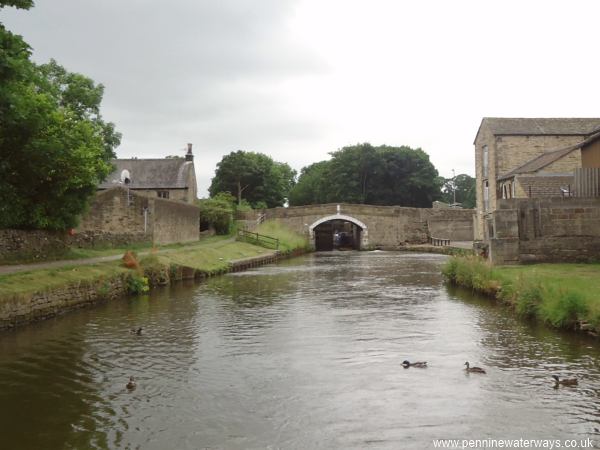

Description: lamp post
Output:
[452,169,456,205]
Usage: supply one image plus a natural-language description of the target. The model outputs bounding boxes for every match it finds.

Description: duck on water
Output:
[464,362,486,374]
[402,360,427,368]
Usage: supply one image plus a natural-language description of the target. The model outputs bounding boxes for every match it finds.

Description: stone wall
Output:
[152,197,199,244]
[488,197,600,264]
[514,174,574,198]
[0,188,199,262]
[0,229,150,263]
[265,203,474,249]
[79,187,199,245]
[79,188,150,234]
[0,275,127,329]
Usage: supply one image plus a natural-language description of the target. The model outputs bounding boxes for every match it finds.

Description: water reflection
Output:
[0,252,599,449]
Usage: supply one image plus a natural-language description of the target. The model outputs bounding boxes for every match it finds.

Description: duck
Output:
[464,361,486,374]
[402,360,427,368]
[130,327,143,335]
[552,375,578,387]
[126,376,137,390]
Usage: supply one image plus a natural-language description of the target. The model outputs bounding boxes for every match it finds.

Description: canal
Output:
[1,252,599,449]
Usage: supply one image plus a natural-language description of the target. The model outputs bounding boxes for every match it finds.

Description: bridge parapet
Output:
[265,203,474,249]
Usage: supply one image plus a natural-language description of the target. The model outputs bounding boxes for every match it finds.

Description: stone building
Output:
[473,118,600,239]
[99,143,197,203]
[496,145,580,200]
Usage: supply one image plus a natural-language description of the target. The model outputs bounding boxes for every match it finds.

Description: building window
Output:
[483,181,489,211]
[157,190,169,199]
[482,145,489,178]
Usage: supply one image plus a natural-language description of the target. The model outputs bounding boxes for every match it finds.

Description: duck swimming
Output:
[126,376,137,390]
[464,362,486,374]
[552,375,577,387]
[402,360,427,368]
[130,327,143,335]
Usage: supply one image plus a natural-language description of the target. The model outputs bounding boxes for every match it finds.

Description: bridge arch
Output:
[308,214,369,250]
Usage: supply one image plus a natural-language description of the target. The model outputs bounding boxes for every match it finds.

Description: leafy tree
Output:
[208,151,296,208]
[289,143,441,207]
[0,0,33,9]
[197,192,236,235]
[288,161,330,206]
[441,173,476,208]
[0,2,121,230]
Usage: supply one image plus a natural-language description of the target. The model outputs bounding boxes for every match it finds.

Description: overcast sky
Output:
[3,0,600,196]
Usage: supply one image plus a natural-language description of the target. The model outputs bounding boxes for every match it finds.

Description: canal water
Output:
[1,252,600,449]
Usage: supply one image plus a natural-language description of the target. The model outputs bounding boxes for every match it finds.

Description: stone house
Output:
[99,143,197,203]
[473,118,600,239]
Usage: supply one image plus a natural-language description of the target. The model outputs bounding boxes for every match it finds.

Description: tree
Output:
[208,151,296,208]
[0,2,121,230]
[289,143,441,207]
[288,161,329,206]
[197,192,236,235]
[441,173,476,208]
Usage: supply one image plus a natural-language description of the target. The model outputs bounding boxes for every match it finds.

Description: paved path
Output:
[0,238,240,276]
[0,252,148,276]
[449,241,474,249]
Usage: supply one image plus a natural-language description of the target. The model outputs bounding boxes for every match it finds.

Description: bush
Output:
[197,192,235,235]
[122,251,140,270]
[126,273,149,295]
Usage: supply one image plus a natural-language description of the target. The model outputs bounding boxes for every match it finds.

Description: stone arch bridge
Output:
[261,203,474,250]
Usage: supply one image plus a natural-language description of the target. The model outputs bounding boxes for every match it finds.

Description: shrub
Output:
[197,192,235,235]
[126,273,149,295]
[97,280,112,300]
[122,251,140,270]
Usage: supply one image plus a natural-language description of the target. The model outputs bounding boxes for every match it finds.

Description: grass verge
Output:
[0,228,307,299]
[255,220,309,252]
[442,256,600,331]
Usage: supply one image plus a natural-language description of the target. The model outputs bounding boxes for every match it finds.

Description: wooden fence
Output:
[574,168,600,197]
[237,229,279,250]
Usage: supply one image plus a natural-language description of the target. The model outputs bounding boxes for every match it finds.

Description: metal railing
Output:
[429,236,450,247]
[237,229,279,250]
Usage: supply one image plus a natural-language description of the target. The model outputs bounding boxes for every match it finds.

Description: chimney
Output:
[185,143,193,162]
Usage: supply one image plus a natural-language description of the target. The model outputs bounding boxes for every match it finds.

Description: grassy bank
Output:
[0,225,308,299]
[443,256,600,332]
[255,220,310,252]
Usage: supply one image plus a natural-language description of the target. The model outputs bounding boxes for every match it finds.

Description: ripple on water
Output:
[1,252,600,449]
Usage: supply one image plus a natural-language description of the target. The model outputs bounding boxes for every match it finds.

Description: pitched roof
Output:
[99,158,194,189]
[474,117,600,144]
[498,128,600,180]
[498,146,579,180]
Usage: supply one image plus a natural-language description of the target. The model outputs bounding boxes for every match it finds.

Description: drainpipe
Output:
[144,207,148,233]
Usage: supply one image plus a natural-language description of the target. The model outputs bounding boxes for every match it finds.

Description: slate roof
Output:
[99,158,194,189]
[474,118,600,144]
